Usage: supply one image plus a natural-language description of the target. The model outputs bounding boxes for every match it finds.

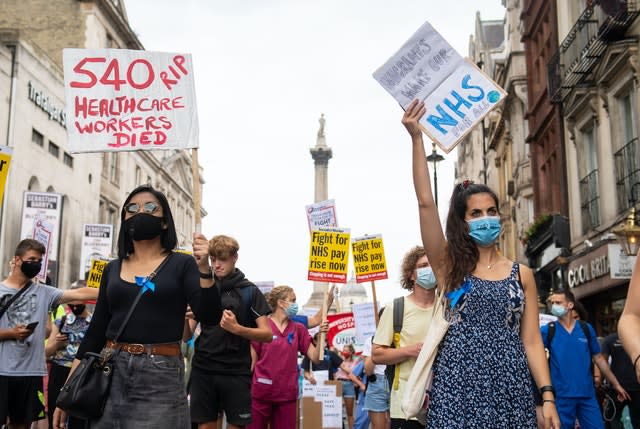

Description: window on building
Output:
[109,153,119,186]
[63,152,73,168]
[579,126,600,233]
[32,129,44,147]
[99,199,105,224]
[135,166,142,186]
[48,142,60,158]
[614,92,639,213]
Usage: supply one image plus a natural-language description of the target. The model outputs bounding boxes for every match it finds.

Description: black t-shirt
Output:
[301,349,343,380]
[602,333,640,392]
[77,252,221,358]
[192,268,270,375]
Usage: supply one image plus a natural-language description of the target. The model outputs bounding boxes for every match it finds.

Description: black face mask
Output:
[20,260,42,279]
[124,213,164,241]
[69,304,86,316]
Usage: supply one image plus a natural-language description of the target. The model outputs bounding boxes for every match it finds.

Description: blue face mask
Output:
[416,267,437,289]
[467,216,502,247]
[551,304,568,318]
[286,302,299,317]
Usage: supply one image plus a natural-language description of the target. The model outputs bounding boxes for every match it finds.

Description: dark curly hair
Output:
[444,182,499,293]
[400,246,426,291]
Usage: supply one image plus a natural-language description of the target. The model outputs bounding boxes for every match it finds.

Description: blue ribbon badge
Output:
[135,275,156,295]
[287,332,294,345]
[446,279,472,308]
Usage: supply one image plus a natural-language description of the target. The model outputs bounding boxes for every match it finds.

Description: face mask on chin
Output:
[124,213,164,241]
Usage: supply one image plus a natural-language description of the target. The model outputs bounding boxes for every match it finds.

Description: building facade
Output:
[551,0,640,333]
[457,4,534,265]
[0,0,201,287]
[521,0,571,301]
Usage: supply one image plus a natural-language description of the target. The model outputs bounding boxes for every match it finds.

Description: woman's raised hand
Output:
[401,99,426,139]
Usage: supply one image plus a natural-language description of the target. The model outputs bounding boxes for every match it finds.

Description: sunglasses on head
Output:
[124,201,160,215]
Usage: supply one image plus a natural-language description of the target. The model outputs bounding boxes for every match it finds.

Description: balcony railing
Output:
[615,137,640,211]
[580,169,601,233]
[548,0,640,103]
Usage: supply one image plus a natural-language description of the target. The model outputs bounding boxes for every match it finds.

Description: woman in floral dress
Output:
[402,99,560,429]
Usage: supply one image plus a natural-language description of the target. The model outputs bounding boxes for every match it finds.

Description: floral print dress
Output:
[426,263,537,428]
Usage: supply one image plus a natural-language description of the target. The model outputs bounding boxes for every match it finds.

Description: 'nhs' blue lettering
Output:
[427,74,486,134]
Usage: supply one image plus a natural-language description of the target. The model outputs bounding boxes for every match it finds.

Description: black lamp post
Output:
[426,141,445,206]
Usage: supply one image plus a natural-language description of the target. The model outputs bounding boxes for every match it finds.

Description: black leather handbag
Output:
[56,254,173,419]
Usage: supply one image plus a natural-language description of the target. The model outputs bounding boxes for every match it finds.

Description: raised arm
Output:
[619,254,640,382]
[402,100,447,280]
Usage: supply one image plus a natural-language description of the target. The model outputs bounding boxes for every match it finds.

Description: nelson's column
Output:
[304,114,334,310]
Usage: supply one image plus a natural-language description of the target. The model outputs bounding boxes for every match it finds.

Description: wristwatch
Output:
[199,267,213,279]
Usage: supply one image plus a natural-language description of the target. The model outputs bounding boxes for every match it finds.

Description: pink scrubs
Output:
[248,319,312,429]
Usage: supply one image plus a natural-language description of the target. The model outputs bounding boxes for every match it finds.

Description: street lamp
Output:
[612,183,640,256]
[426,141,444,206]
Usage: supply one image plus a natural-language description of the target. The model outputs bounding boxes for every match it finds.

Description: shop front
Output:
[567,240,635,335]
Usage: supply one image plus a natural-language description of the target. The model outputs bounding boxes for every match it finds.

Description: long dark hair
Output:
[116,185,178,258]
[444,181,499,293]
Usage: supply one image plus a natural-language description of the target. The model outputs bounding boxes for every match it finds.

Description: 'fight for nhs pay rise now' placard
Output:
[308,227,350,283]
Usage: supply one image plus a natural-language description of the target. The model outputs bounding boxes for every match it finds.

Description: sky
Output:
[125,0,507,307]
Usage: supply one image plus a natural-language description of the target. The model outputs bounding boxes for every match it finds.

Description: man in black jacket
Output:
[189,235,271,429]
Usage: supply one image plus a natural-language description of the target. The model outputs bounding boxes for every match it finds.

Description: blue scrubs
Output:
[541,321,603,429]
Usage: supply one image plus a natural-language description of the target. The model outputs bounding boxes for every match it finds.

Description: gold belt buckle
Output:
[126,343,145,355]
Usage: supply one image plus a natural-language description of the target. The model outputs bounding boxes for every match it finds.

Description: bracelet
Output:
[539,385,555,397]
[199,267,213,279]
[542,399,555,404]
[634,354,640,369]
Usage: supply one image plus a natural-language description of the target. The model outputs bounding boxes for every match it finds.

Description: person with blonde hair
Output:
[248,285,325,429]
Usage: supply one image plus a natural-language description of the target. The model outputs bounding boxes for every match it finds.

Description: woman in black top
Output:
[53,185,221,429]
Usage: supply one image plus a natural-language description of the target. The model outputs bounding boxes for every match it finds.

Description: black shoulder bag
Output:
[0,281,33,320]
[57,253,173,419]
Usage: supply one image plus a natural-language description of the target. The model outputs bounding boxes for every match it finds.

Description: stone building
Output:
[0,0,201,287]
[550,0,640,333]
[457,3,534,266]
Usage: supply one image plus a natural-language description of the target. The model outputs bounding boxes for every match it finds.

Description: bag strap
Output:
[391,296,404,390]
[238,284,255,327]
[0,281,33,321]
[112,253,173,343]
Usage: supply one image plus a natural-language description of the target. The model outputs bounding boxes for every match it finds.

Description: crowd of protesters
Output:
[0,107,639,429]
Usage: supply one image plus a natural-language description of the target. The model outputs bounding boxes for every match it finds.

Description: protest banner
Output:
[63,48,199,153]
[306,199,338,232]
[351,234,388,283]
[20,192,63,283]
[86,258,109,288]
[326,313,356,350]
[79,224,113,279]
[63,48,204,229]
[308,227,350,283]
[373,21,506,153]
[351,302,377,343]
[539,313,558,328]
[32,217,53,283]
[0,146,12,206]
[254,281,274,296]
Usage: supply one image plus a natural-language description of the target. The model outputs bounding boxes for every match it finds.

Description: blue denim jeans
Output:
[90,351,189,429]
